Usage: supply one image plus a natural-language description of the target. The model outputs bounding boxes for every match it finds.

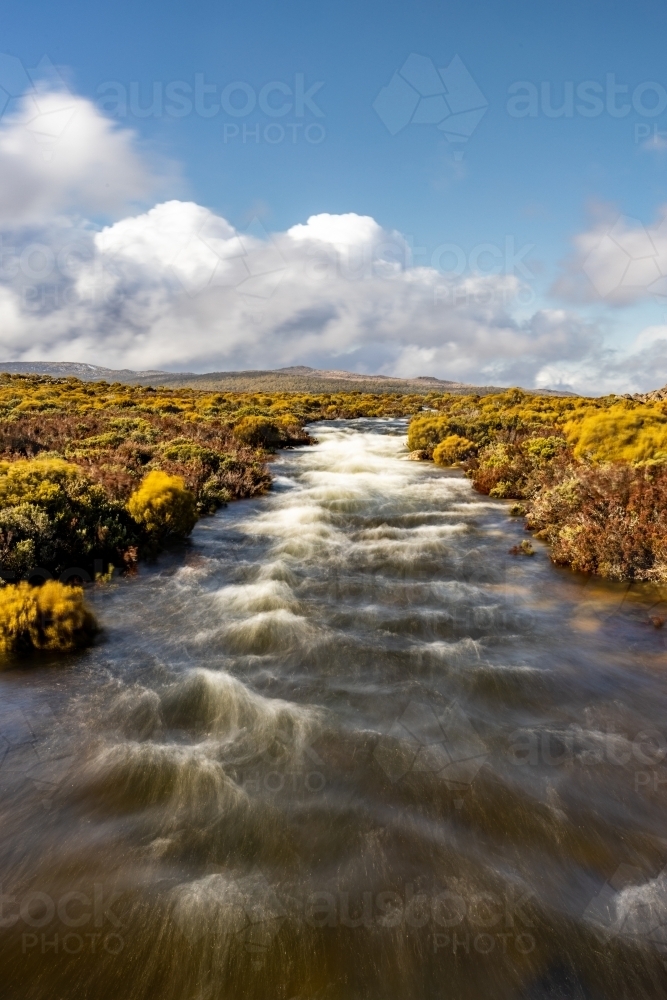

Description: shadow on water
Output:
[1,418,667,999]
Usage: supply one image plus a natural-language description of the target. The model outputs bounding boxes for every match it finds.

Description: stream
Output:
[1,419,667,999]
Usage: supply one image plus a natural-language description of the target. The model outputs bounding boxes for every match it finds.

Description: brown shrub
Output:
[526,464,667,580]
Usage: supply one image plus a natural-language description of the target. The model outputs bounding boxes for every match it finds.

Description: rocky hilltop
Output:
[632,385,667,403]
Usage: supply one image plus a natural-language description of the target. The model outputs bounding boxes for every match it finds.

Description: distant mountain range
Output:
[0,361,574,396]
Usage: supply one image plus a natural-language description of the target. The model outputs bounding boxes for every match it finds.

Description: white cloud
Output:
[0,197,614,389]
[632,323,667,352]
[554,206,667,305]
[0,89,152,225]
[0,74,664,395]
[287,212,384,249]
[529,322,667,396]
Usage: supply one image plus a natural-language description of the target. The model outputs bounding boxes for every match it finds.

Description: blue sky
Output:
[1,0,666,390]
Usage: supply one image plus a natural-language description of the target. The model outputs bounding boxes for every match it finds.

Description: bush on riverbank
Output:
[407,388,591,456]
[432,435,477,466]
[127,471,197,545]
[0,460,200,575]
[0,373,436,580]
[0,580,97,654]
[6,373,667,585]
[564,403,667,464]
[0,457,140,576]
[466,435,568,499]
[232,414,309,449]
[408,389,667,582]
[526,464,667,580]
[466,436,667,579]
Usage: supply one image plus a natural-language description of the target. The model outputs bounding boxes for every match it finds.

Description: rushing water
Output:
[2,419,667,1000]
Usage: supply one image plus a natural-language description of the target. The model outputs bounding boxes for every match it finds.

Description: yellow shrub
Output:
[433,435,477,466]
[407,414,454,454]
[0,457,83,506]
[232,415,281,448]
[127,471,197,540]
[565,405,667,464]
[0,580,97,655]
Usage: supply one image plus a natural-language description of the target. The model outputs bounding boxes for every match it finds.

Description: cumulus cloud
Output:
[0,197,611,388]
[0,69,663,395]
[287,212,386,249]
[0,84,152,225]
[554,205,667,306]
[526,320,667,395]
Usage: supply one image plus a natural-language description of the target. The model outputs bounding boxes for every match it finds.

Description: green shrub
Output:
[72,432,126,451]
[231,414,310,451]
[196,477,232,515]
[522,436,567,465]
[468,437,569,500]
[0,458,139,575]
[160,439,222,467]
[0,503,52,575]
[468,443,530,499]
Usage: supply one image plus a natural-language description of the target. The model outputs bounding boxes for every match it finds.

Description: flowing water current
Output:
[2,420,667,999]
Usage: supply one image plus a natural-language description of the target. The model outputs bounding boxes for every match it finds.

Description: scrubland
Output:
[1,374,665,653]
[0,374,424,652]
[408,388,667,582]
